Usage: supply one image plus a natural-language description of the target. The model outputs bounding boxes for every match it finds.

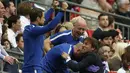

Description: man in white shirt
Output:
[7,15,21,48]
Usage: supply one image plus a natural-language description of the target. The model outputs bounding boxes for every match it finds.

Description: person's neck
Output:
[4,12,11,18]
[73,47,82,58]
[11,28,17,33]
[72,30,78,40]
[32,22,39,26]
[99,26,108,31]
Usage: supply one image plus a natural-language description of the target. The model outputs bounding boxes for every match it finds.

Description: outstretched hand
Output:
[52,0,59,8]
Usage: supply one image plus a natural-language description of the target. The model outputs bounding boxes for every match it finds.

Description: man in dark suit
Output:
[92,13,109,40]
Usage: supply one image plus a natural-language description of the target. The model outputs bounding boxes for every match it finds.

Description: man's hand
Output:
[61,2,68,11]
[4,56,14,65]
[52,0,59,8]
[61,52,70,60]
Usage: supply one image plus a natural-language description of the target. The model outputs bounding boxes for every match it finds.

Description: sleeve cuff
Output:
[66,56,71,62]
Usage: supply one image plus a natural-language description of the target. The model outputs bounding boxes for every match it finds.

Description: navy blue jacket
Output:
[22,8,64,70]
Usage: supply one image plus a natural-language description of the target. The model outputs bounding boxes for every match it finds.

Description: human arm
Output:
[62,52,97,72]
[44,0,60,23]
[98,0,113,12]
[27,2,68,36]
[44,37,52,53]
[44,31,67,53]
[0,45,15,65]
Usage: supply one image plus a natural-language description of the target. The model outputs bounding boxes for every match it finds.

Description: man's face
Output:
[99,46,111,61]
[73,23,86,39]
[14,19,21,31]
[120,0,130,12]
[77,40,93,54]
[38,12,45,26]
[9,2,16,15]
[102,36,113,46]
[99,16,109,28]
[0,2,5,17]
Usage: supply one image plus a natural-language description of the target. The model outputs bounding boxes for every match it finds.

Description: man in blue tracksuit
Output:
[42,37,99,73]
[42,43,74,73]
[22,1,68,73]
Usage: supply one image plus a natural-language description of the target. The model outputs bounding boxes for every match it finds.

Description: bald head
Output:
[73,16,87,29]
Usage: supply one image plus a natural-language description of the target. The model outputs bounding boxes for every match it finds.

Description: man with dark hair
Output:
[107,15,115,30]
[92,13,109,40]
[2,0,16,24]
[22,1,68,73]
[7,15,21,48]
[3,0,16,16]
[42,37,103,73]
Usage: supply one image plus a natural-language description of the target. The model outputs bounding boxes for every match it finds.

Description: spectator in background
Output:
[99,31,113,46]
[17,2,32,32]
[112,42,128,57]
[98,45,111,72]
[0,1,5,18]
[7,15,21,48]
[92,13,109,40]
[2,0,16,23]
[0,44,15,66]
[10,33,24,72]
[107,15,115,30]
[0,1,5,42]
[1,39,12,50]
[117,46,130,73]
[12,33,24,54]
[98,0,114,12]
[115,0,130,39]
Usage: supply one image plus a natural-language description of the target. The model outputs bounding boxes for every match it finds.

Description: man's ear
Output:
[6,7,9,12]
[36,17,40,21]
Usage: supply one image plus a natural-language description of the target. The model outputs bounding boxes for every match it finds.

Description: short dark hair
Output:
[30,8,44,22]
[109,29,119,39]
[108,15,115,26]
[98,13,108,20]
[16,33,23,42]
[2,0,14,8]
[83,37,100,50]
[8,15,20,28]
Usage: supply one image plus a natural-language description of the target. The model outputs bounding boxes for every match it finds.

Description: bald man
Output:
[44,16,87,53]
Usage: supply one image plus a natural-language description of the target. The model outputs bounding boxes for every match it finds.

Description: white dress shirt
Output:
[20,16,30,32]
[7,29,17,48]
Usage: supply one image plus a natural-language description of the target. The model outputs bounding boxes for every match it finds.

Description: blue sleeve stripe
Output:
[50,32,71,42]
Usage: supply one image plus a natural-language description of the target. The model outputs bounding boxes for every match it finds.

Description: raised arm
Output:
[62,52,97,72]
[27,1,68,36]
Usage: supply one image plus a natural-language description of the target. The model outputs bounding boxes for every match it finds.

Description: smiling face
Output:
[72,22,87,39]
[98,46,111,61]
[76,38,95,55]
